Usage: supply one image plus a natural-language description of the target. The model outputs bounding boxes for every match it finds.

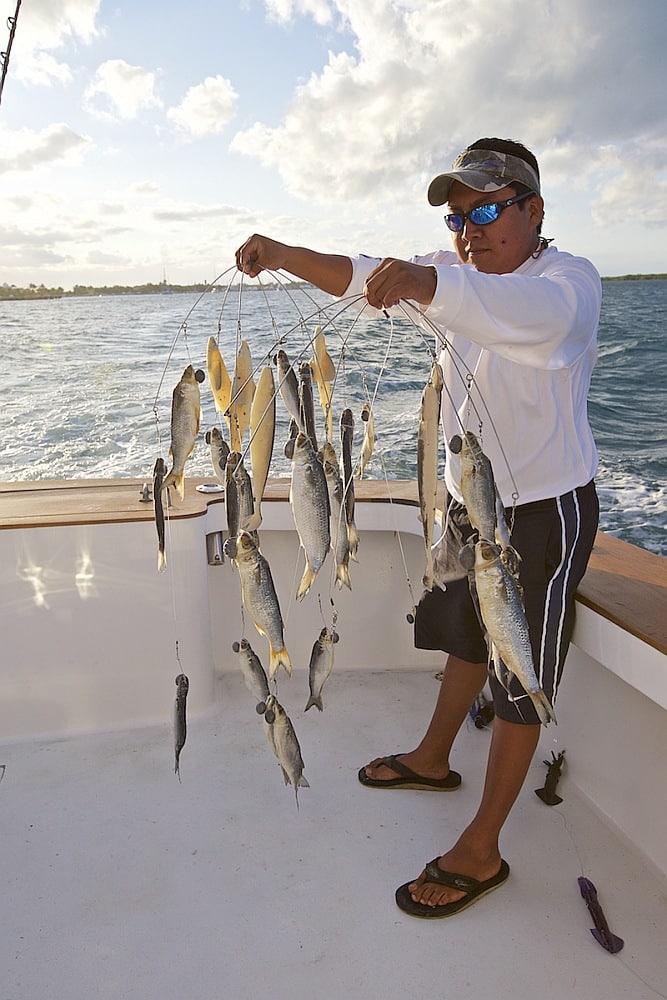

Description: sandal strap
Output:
[423,859,481,893]
[377,755,419,780]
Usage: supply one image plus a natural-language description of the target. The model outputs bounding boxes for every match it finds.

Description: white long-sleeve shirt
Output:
[345,245,601,506]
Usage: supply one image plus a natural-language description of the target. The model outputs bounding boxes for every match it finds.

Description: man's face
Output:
[447,180,544,274]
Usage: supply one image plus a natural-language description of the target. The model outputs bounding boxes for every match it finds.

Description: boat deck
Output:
[2,668,665,1000]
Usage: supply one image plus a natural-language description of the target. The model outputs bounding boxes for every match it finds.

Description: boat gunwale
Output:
[0,476,665,655]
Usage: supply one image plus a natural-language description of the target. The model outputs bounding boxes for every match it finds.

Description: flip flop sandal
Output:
[395,858,510,918]
[357,754,461,791]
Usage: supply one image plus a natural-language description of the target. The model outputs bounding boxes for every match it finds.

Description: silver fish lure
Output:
[305,626,339,712]
[163,364,201,501]
[232,637,270,713]
[473,540,556,725]
[263,695,310,806]
[298,360,318,449]
[453,431,519,574]
[417,362,443,591]
[340,408,359,560]
[153,456,167,573]
[356,403,374,478]
[225,451,254,541]
[275,349,302,429]
[457,430,497,542]
[228,530,292,679]
[206,426,230,484]
[174,673,189,780]
[320,442,351,591]
[289,432,330,600]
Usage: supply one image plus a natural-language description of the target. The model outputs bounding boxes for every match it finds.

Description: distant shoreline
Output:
[0,274,665,302]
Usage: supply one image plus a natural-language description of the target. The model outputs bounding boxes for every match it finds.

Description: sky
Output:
[0,0,665,289]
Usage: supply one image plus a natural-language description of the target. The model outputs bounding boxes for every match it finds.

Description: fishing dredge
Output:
[151,280,432,796]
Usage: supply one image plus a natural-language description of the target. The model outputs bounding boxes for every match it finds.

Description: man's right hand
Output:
[235,234,287,278]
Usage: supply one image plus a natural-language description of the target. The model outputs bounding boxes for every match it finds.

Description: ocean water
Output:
[1,277,665,557]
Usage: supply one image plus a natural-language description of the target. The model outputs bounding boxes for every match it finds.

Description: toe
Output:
[363,757,396,780]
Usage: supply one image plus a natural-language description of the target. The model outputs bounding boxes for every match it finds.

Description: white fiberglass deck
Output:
[2,668,665,1000]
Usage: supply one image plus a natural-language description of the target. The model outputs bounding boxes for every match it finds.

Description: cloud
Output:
[264,0,334,25]
[591,139,667,230]
[86,250,129,266]
[166,76,239,139]
[233,0,667,225]
[12,0,102,86]
[152,201,254,225]
[0,123,89,174]
[84,60,163,120]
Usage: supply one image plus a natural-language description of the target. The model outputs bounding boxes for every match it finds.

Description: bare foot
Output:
[407,841,502,908]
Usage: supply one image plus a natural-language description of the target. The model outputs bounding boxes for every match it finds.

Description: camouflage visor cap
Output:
[427,148,541,206]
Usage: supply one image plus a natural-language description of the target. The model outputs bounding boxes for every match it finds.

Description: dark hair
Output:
[468,137,543,235]
[468,137,540,181]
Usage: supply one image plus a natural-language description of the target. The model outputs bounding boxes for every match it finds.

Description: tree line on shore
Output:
[1,274,665,302]
[0,281,211,300]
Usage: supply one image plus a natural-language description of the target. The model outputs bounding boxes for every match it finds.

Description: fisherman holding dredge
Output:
[236,137,600,919]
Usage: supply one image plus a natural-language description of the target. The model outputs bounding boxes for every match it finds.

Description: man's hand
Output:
[235,234,288,278]
[363,259,437,309]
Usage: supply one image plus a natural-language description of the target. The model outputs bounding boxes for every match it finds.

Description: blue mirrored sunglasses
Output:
[444,190,536,232]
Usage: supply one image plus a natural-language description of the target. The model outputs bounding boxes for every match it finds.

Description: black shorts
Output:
[414,480,599,724]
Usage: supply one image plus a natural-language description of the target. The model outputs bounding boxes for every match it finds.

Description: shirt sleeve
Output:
[425,251,602,369]
[345,250,457,303]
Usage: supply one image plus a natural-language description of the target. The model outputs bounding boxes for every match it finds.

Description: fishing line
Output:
[152,266,235,411]
[149,269,238,685]
[400,301,522,502]
[208,272,350,625]
[365,309,420,610]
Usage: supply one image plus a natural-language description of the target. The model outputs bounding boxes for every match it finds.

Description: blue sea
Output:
[1,277,665,557]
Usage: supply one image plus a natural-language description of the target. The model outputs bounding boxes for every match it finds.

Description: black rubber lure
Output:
[578,876,624,953]
[535,749,566,805]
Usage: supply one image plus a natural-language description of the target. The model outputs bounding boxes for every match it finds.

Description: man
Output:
[236,138,600,918]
